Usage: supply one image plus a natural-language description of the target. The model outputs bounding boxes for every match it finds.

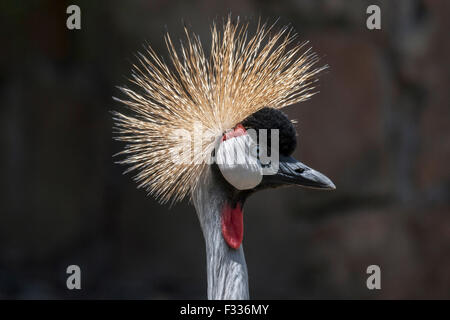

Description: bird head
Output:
[113,16,335,250]
[212,107,335,249]
[215,107,335,193]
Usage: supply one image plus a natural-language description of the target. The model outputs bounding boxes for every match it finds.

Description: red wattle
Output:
[221,202,244,249]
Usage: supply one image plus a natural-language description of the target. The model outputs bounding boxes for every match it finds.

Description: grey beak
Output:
[265,156,336,190]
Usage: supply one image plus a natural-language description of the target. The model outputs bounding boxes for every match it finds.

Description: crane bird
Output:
[113,16,335,300]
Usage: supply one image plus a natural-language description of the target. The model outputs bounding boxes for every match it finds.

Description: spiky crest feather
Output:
[113,16,326,204]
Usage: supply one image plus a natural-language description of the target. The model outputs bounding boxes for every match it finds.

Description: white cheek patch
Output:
[216,133,263,190]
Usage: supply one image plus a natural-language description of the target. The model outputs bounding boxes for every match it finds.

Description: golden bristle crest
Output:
[113,16,326,204]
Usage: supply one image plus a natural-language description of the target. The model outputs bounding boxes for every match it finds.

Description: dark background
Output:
[1,0,449,299]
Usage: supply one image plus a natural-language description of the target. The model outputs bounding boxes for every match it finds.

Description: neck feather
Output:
[192,169,249,300]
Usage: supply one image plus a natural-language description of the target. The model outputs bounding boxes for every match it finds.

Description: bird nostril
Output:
[295,168,305,174]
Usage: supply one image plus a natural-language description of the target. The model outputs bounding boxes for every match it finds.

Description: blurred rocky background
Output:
[0,0,449,299]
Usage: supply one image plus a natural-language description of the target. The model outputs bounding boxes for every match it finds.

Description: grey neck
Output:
[192,169,249,300]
